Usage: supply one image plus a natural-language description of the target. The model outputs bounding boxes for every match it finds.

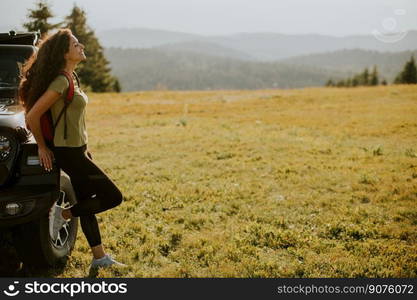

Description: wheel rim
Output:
[49,190,71,249]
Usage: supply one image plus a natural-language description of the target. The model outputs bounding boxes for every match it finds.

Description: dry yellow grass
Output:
[56,85,416,277]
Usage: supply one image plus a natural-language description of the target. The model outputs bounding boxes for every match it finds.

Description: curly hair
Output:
[19,28,72,113]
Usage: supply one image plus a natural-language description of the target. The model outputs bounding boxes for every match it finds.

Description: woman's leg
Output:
[52,145,123,259]
[91,244,106,259]
[53,145,123,217]
[80,214,101,246]
[61,211,105,259]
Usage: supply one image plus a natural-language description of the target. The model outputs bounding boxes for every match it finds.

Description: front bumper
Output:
[0,133,60,228]
[0,185,59,227]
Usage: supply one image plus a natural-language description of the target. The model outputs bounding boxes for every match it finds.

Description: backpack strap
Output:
[73,71,80,88]
[61,71,75,103]
[52,71,76,140]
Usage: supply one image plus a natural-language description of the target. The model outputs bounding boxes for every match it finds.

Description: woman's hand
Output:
[38,146,54,172]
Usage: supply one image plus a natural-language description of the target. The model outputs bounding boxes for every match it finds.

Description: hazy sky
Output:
[1,0,416,36]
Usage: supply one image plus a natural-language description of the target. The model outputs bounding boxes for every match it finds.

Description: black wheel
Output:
[13,172,79,267]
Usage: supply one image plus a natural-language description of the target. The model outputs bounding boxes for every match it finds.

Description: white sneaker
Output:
[49,203,68,240]
[90,254,127,269]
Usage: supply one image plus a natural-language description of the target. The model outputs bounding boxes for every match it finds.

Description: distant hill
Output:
[104,47,348,91]
[100,28,417,91]
[206,32,417,60]
[156,41,254,61]
[98,28,417,61]
[280,49,417,81]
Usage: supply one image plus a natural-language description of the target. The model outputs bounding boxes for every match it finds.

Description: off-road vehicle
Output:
[0,31,78,269]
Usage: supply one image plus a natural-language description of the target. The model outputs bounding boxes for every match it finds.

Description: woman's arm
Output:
[26,90,61,171]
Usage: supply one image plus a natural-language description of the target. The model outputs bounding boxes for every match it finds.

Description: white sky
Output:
[0,0,416,36]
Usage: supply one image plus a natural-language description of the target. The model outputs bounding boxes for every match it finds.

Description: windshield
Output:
[0,55,24,87]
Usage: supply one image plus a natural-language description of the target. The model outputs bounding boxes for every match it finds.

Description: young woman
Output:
[19,28,125,269]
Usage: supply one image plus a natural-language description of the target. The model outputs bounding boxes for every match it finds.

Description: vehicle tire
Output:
[13,172,79,267]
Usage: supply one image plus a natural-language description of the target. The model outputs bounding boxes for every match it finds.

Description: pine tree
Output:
[113,79,121,92]
[395,56,417,84]
[370,66,379,86]
[362,68,369,86]
[65,5,119,92]
[23,0,60,39]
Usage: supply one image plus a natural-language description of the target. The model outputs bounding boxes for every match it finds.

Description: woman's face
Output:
[64,35,86,63]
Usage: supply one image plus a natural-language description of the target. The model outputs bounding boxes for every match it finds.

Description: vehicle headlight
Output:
[0,135,11,161]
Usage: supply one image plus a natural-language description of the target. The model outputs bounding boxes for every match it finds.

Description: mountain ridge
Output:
[98,27,417,60]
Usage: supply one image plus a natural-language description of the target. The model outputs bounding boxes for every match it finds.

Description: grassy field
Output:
[56,85,416,277]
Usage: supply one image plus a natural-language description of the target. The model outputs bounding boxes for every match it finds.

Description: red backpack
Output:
[40,71,79,143]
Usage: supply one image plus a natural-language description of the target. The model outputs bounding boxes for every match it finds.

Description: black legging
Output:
[52,144,123,247]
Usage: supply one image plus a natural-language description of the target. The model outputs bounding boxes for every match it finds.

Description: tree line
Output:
[326,56,417,87]
[23,0,120,92]
[105,47,346,91]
